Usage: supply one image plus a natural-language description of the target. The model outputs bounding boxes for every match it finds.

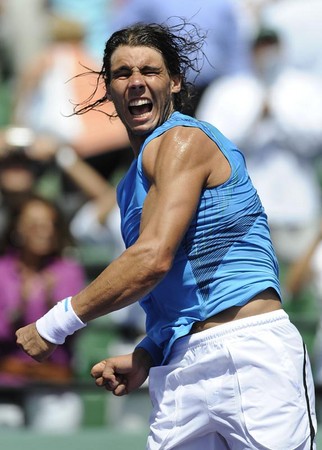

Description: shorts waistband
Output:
[171,309,289,357]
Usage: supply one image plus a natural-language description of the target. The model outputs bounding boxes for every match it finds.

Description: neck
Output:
[129,109,176,157]
[20,251,46,272]
[130,135,146,157]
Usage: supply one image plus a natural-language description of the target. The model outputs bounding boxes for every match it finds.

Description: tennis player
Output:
[16,22,316,449]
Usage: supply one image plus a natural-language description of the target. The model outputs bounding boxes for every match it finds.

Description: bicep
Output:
[138,130,211,259]
[140,174,202,254]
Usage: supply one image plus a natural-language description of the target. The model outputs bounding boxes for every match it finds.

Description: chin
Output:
[129,121,156,136]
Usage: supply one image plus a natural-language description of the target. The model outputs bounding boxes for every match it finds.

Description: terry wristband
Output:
[36,297,87,345]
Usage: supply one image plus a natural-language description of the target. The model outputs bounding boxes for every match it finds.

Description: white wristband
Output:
[36,297,87,345]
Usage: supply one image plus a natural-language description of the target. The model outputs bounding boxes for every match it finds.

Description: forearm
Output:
[285,234,321,295]
[136,335,164,366]
[32,241,167,349]
[133,346,155,373]
[56,146,114,200]
[71,241,169,322]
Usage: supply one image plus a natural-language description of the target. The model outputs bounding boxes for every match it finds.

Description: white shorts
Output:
[147,310,317,450]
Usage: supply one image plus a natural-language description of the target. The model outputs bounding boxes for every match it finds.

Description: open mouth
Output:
[128,98,153,116]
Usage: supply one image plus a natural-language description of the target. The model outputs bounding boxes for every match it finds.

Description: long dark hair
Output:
[73,20,207,117]
[0,194,73,257]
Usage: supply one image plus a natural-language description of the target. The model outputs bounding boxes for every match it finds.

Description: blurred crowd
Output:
[0,0,322,430]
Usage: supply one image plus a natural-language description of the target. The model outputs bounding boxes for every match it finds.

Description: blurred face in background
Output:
[252,35,282,84]
[0,165,34,194]
[16,199,59,257]
[0,157,37,211]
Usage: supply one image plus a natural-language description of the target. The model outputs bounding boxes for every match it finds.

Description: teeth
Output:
[129,99,150,107]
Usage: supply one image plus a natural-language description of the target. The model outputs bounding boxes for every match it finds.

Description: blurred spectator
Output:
[110,0,251,113]
[0,126,75,230]
[0,126,126,264]
[0,127,45,236]
[262,0,322,76]
[0,0,49,78]
[9,11,132,215]
[196,27,322,264]
[0,194,86,429]
[47,0,118,61]
[24,134,126,260]
[285,219,322,384]
[11,13,129,159]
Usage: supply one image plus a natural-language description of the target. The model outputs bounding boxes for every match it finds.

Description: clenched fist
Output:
[91,348,153,396]
[16,323,57,362]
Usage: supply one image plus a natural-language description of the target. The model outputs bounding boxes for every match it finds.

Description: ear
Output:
[171,75,181,94]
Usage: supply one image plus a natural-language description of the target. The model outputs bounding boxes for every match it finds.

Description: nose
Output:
[128,70,145,90]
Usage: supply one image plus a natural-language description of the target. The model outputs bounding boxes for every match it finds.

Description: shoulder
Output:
[144,116,234,188]
[146,120,218,159]
[162,123,209,142]
[143,122,219,178]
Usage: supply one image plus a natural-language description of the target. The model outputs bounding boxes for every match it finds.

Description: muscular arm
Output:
[16,127,230,362]
[72,126,227,321]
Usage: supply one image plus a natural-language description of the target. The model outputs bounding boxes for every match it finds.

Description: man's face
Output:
[108,45,181,150]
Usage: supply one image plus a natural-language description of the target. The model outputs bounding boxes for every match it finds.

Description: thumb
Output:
[91,359,107,379]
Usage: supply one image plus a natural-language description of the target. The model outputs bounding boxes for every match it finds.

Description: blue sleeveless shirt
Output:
[117,112,281,365]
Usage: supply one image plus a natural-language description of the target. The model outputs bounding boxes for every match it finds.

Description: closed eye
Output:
[112,69,131,79]
[112,65,162,79]
[141,66,161,76]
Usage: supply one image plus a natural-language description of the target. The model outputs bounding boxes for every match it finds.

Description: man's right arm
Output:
[16,126,224,363]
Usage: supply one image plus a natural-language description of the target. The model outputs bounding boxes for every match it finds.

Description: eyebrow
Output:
[112,64,162,74]
[141,65,162,71]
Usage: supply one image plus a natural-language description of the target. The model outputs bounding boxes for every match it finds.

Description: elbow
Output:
[148,249,174,279]
[134,240,174,280]
[154,254,173,278]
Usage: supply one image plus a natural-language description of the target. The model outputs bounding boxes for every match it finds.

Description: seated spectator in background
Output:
[0,125,81,230]
[17,131,126,259]
[285,219,322,385]
[196,27,322,264]
[0,127,43,236]
[0,194,86,430]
